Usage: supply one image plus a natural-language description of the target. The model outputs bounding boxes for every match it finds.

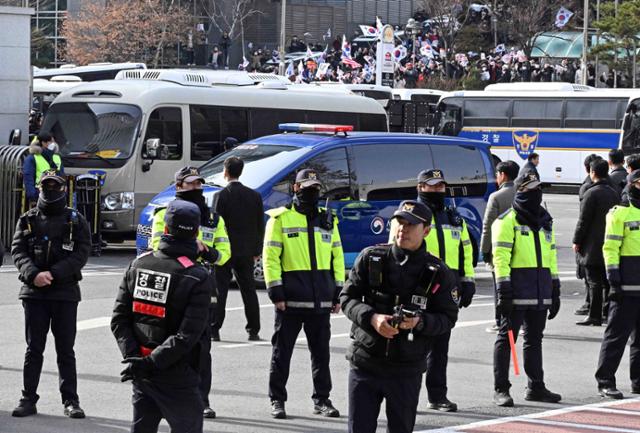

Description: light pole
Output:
[581,0,588,85]
[278,0,287,76]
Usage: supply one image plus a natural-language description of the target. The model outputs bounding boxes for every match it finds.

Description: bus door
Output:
[135,105,188,219]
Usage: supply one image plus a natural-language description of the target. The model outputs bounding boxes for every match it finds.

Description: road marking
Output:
[416,397,640,433]
[216,320,496,350]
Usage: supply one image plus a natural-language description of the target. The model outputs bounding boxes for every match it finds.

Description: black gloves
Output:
[548,280,561,320]
[459,281,476,308]
[120,357,155,382]
[497,296,513,317]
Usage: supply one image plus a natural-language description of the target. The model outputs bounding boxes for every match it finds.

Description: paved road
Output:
[0,194,636,433]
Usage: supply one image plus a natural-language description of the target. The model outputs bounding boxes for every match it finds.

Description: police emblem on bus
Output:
[370,216,385,235]
[512,130,539,160]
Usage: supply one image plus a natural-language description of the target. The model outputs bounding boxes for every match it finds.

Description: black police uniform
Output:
[111,201,211,433]
[341,201,459,433]
[11,173,90,416]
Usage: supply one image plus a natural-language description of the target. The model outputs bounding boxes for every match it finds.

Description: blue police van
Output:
[136,124,496,275]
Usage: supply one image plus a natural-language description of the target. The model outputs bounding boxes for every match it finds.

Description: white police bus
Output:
[435,83,640,184]
[39,69,388,241]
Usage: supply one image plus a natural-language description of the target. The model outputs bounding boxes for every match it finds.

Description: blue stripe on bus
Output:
[459,129,619,151]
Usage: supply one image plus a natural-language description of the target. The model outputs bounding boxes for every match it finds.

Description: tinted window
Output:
[565,99,619,129]
[221,108,248,143]
[512,99,563,128]
[307,110,358,127]
[299,148,352,200]
[430,144,487,196]
[352,144,433,200]
[190,105,222,161]
[360,113,388,131]
[464,99,510,127]
[251,108,305,138]
[143,107,182,159]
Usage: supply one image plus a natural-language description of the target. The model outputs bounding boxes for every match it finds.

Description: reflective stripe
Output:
[314,227,332,235]
[493,241,513,249]
[496,276,511,283]
[286,301,333,308]
[462,240,471,246]
[607,265,620,271]
[282,227,306,234]
[266,240,283,248]
[332,241,342,248]
[336,281,344,288]
[514,225,531,232]
[606,234,624,241]
[266,279,283,289]
[214,237,229,243]
[622,285,640,291]
[211,296,218,304]
[441,224,462,231]
[552,275,559,280]
[513,299,552,305]
[623,221,640,228]
[152,232,164,238]
[460,276,474,283]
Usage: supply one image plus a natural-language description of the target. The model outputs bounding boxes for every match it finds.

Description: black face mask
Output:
[295,187,320,214]
[515,188,543,212]
[419,191,445,211]
[513,188,544,230]
[175,188,204,204]
[37,188,66,215]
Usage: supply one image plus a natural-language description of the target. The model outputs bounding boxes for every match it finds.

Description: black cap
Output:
[295,169,322,188]
[628,169,640,185]
[223,137,239,148]
[392,200,432,225]
[515,171,541,191]
[417,169,446,186]
[164,200,201,239]
[175,166,205,184]
[39,170,65,186]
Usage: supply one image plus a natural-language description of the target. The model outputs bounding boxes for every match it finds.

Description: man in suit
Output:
[480,160,519,332]
[212,157,264,341]
[518,153,540,180]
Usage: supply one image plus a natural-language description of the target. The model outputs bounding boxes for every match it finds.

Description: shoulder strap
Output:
[368,244,392,289]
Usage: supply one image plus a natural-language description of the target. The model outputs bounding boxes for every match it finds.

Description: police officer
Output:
[11,170,90,418]
[416,169,475,412]
[342,200,459,433]
[23,133,64,207]
[112,200,211,433]
[595,169,640,399]
[263,169,344,419]
[492,171,561,407]
[150,166,230,419]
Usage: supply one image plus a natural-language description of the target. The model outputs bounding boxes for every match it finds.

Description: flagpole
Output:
[278,0,287,76]
[614,0,618,88]
[581,0,588,85]
[595,0,600,87]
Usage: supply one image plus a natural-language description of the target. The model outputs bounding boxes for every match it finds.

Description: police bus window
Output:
[436,99,462,135]
[144,107,183,160]
[623,101,640,152]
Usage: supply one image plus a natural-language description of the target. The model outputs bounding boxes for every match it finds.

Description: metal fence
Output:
[0,144,28,259]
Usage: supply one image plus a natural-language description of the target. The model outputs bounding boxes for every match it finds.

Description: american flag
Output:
[341,57,362,69]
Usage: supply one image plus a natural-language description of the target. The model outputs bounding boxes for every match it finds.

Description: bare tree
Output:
[61,0,191,67]
[497,0,564,57]
[419,0,474,61]
[199,0,262,40]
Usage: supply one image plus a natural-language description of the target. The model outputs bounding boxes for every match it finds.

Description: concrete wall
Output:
[0,6,33,145]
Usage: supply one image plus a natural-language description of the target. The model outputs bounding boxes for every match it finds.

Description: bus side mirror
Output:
[145,138,160,159]
[9,128,21,145]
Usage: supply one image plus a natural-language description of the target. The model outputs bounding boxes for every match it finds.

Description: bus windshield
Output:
[199,144,310,189]
[623,99,640,154]
[41,102,142,163]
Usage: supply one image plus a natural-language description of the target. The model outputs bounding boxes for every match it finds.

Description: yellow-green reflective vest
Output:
[424,214,475,283]
[491,208,558,307]
[603,203,640,292]
[263,206,345,311]
[34,153,62,185]
[150,206,231,267]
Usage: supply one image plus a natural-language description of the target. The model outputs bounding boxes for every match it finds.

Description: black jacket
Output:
[216,181,264,257]
[12,205,90,302]
[610,167,627,197]
[578,175,592,201]
[341,243,458,377]
[111,237,211,386]
[573,180,619,266]
[519,161,540,180]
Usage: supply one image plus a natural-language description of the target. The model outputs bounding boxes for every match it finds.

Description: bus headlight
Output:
[104,192,135,210]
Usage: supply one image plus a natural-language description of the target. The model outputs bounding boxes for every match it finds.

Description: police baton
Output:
[507,318,520,376]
